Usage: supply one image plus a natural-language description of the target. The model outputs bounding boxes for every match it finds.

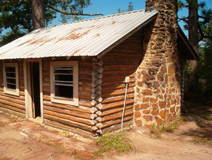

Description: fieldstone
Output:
[144,115,152,122]
[135,119,142,127]
[159,100,166,108]
[154,89,160,94]
[135,111,141,118]
[143,75,155,81]
[135,104,140,110]
[140,103,150,109]
[160,65,167,73]
[143,97,149,102]
[151,109,159,115]
[143,109,151,114]
[144,124,152,128]
[155,116,163,125]
[137,81,144,87]
[153,81,160,89]
[160,109,167,119]
[157,72,164,81]
[142,89,153,95]
[168,64,175,75]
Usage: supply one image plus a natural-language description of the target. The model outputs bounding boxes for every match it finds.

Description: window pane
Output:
[5,66,16,90]
[5,67,15,72]
[55,75,73,82]
[7,78,16,84]
[6,72,15,78]
[55,85,73,98]
[7,84,16,89]
[54,67,73,74]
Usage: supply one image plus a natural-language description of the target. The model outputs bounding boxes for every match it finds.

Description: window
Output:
[3,63,19,96]
[50,61,78,105]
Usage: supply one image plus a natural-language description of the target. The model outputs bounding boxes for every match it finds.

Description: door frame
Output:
[24,59,44,123]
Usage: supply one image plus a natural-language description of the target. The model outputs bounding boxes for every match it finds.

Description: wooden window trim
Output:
[50,61,79,106]
[3,63,19,96]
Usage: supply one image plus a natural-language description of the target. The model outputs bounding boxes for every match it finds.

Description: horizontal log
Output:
[19,91,25,96]
[103,65,138,71]
[101,104,133,117]
[44,115,92,132]
[101,80,135,87]
[102,74,135,82]
[79,68,92,73]
[79,93,92,101]
[102,100,134,111]
[102,115,132,129]
[0,91,25,101]
[101,108,133,122]
[79,74,92,79]
[102,84,135,93]
[44,104,91,118]
[0,95,25,105]
[44,120,94,139]
[44,101,91,113]
[102,88,134,98]
[44,110,92,126]
[102,120,132,134]
[79,100,92,108]
[0,99,25,110]
[0,106,25,117]
[0,103,25,114]
[102,93,134,104]
[43,95,51,101]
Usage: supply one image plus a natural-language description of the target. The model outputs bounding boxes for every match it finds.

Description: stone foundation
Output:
[134,0,182,127]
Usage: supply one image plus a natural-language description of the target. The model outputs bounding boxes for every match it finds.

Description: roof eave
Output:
[177,27,199,61]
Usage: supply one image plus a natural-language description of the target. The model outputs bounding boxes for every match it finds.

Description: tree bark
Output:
[188,0,198,70]
[31,0,45,30]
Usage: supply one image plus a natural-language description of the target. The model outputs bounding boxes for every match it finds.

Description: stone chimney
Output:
[134,0,182,127]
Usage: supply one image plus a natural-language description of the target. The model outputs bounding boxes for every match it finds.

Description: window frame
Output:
[3,63,19,96]
[50,61,79,106]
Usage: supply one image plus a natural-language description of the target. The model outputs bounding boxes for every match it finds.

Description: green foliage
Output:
[192,137,211,145]
[117,1,133,13]
[178,0,212,41]
[94,132,132,157]
[151,117,182,138]
[185,41,212,100]
[0,0,92,45]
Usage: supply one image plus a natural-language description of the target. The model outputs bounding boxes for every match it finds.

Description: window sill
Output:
[51,96,78,106]
[4,88,19,96]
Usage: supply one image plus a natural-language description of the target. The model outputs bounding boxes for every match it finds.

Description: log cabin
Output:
[0,0,198,137]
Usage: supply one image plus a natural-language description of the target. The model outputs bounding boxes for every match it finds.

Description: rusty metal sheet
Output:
[0,9,158,60]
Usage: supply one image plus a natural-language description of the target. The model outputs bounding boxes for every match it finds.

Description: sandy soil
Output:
[0,110,212,160]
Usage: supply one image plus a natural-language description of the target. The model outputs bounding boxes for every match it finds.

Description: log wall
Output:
[42,57,94,135]
[0,60,25,115]
[100,29,143,133]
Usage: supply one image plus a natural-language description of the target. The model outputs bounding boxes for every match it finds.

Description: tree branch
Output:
[177,17,188,23]
[198,24,212,41]
[45,5,103,16]
[0,0,28,5]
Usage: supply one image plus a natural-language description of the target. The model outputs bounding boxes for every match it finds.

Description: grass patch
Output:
[192,137,211,145]
[93,132,133,157]
[151,117,182,138]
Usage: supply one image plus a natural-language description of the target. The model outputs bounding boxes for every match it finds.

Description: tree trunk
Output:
[31,0,45,30]
[188,0,198,70]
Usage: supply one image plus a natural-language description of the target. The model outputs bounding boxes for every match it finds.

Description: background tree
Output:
[117,1,133,13]
[0,0,103,45]
[179,0,212,101]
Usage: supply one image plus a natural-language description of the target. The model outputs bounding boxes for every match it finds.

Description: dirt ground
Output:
[0,108,212,160]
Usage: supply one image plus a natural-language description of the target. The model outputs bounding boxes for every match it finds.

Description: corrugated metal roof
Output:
[0,9,158,60]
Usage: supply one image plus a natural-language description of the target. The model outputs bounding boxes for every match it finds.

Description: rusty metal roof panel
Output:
[0,9,158,60]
